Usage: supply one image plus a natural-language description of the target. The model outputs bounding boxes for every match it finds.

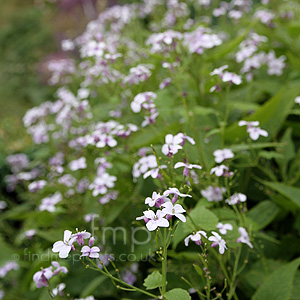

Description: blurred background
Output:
[0,0,122,156]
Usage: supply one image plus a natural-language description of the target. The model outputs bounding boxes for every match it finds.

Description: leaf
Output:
[225,84,300,142]
[258,151,284,160]
[143,271,162,290]
[246,200,281,230]
[80,276,108,298]
[252,257,300,300]
[263,181,300,208]
[164,288,191,300]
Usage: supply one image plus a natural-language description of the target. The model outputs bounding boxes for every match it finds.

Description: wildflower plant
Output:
[2,0,300,299]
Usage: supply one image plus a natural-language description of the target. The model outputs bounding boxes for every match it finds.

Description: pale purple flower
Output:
[295,96,300,104]
[52,230,76,258]
[132,155,158,179]
[69,157,87,171]
[131,92,157,113]
[39,192,62,212]
[33,267,53,288]
[24,229,36,239]
[72,231,91,246]
[174,162,202,177]
[145,192,168,208]
[222,72,242,85]
[81,246,100,258]
[237,227,253,248]
[216,223,233,235]
[99,191,118,204]
[58,174,76,187]
[89,173,117,196]
[185,231,207,246]
[159,78,172,90]
[162,134,183,156]
[213,149,234,163]
[121,270,137,285]
[225,193,247,205]
[6,153,29,173]
[0,262,19,278]
[266,51,286,76]
[52,283,66,297]
[208,231,227,254]
[161,202,186,222]
[201,186,226,202]
[84,213,98,223]
[28,180,47,192]
[52,261,68,275]
[0,201,7,211]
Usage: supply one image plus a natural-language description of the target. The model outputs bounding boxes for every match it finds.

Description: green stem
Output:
[228,246,242,300]
[86,258,159,299]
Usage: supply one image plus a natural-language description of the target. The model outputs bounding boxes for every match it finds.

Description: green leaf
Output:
[247,200,281,230]
[252,257,300,300]
[225,84,300,142]
[164,288,191,300]
[143,271,162,290]
[80,276,108,298]
[263,181,300,208]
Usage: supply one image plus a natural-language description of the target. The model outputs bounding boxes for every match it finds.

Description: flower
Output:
[52,283,66,296]
[163,187,192,198]
[145,192,168,208]
[210,165,230,177]
[81,246,100,258]
[185,231,207,246]
[33,267,53,288]
[225,193,247,205]
[24,229,36,239]
[238,120,268,140]
[162,134,183,156]
[72,230,91,246]
[39,192,62,212]
[0,262,19,278]
[28,180,47,192]
[52,261,68,275]
[247,126,268,140]
[174,162,202,177]
[136,210,169,231]
[201,186,226,202]
[216,223,233,235]
[161,202,186,222]
[213,148,234,163]
[295,96,300,104]
[208,232,227,254]
[237,227,253,248]
[69,157,87,171]
[52,230,76,258]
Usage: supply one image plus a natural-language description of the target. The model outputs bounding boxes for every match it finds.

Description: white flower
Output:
[52,283,66,296]
[237,227,253,248]
[238,120,260,127]
[216,222,233,235]
[208,231,227,254]
[185,231,207,246]
[247,126,268,140]
[141,210,169,231]
[52,230,76,258]
[163,187,192,198]
[161,202,186,222]
[174,162,202,177]
[225,193,247,205]
[210,165,229,177]
[69,157,87,171]
[295,96,300,104]
[145,192,168,207]
[28,180,47,192]
[213,148,234,163]
[162,134,183,156]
